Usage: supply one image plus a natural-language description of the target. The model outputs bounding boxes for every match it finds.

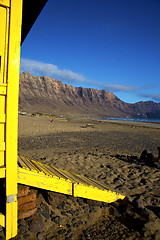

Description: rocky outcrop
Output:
[19,72,160,118]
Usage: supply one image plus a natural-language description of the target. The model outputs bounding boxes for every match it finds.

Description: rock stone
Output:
[40,203,50,219]
[37,232,43,240]
[155,230,160,240]
[65,237,73,240]
[50,210,55,218]
[18,185,30,198]
[47,192,67,207]
[77,198,84,206]
[57,229,67,235]
[51,216,61,224]
[29,215,44,232]
[66,224,71,229]
[23,234,30,239]
[18,190,37,206]
[71,218,76,224]
[18,219,26,226]
[18,201,36,211]
[68,209,75,216]
[18,224,28,231]
[18,207,37,220]
[61,211,68,216]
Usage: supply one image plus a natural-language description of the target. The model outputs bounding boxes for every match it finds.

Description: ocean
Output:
[100,117,160,123]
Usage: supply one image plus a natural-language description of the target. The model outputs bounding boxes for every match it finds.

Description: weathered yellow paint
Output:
[17,166,125,203]
[0,4,7,169]
[18,168,73,195]
[0,167,5,178]
[0,142,5,151]
[0,114,5,123]
[0,96,5,115]
[0,85,7,95]
[0,7,7,83]
[0,152,4,166]
[3,8,9,84]
[6,201,17,238]
[0,97,5,168]
[18,157,125,204]
[0,0,23,239]
[0,213,5,228]
[74,183,125,203]
[0,0,10,8]
[0,124,4,140]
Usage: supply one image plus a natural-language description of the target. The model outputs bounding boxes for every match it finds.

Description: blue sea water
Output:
[100,117,160,123]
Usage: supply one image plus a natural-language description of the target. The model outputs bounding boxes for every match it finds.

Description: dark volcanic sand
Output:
[14,114,160,239]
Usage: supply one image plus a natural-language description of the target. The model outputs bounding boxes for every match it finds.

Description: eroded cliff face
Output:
[19,72,160,118]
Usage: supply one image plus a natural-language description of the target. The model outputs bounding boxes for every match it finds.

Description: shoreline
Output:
[18,111,160,128]
[100,119,160,129]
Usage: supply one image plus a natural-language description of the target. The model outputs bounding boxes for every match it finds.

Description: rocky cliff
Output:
[19,72,160,118]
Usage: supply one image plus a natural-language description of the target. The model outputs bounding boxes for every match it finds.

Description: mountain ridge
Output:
[19,72,160,118]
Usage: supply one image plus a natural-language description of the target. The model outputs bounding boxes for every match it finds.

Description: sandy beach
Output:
[16,114,160,239]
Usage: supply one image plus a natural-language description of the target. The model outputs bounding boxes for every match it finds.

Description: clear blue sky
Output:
[21,0,160,103]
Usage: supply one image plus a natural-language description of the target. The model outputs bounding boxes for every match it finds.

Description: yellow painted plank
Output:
[0,5,8,84]
[38,163,56,177]
[62,169,88,184]
[0,124,5,142]
[0,151,4,166]
[0,85,7,95]
[18,156,126,204]
[0,167,5,178]
[18,168,73,195]
[5,0,22,238]
[31,160,70,179]
[18,156,30,170]
[87,178,110,189]
[67,171,100,187]
[48,166,71,179]
[83,177,109,190]
[49,165,72,180]
[3,8,9,84]
[29,159,48,174]
[6,202,17,239]
[18,166,125,203]
[32,161,53,176]
[0,0,10,7]
[0,7,7,83]
[0,213,5,228]
[0,142,5,151]
[0,114,5,123]
[20,157,40,173]
[0,96,5,114]
[74,183,125,203]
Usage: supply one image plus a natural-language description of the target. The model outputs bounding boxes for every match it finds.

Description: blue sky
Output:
[21,0,160,103]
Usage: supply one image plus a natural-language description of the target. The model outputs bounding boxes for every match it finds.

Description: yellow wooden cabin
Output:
[0,1,125,239]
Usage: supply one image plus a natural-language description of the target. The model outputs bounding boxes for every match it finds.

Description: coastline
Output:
[100,119,160,129]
